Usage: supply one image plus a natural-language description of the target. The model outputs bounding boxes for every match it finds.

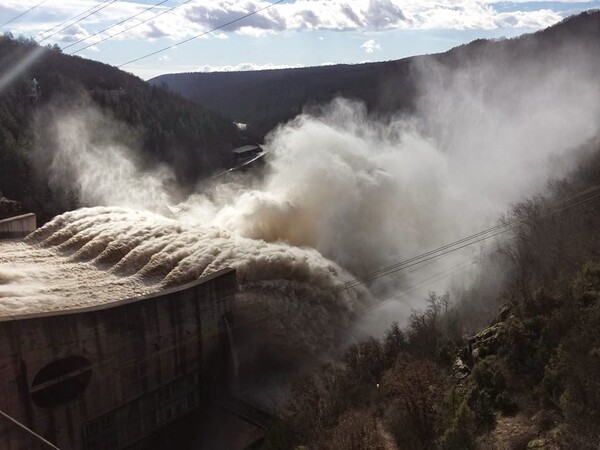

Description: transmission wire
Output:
[38,0,119,43]
[115,0,285,68]
[69,0,194,55]
[35,0,115,40]
[229,184,600,331]
[62,0,169,51]
[1,0,50,28]
[0,409,60,449]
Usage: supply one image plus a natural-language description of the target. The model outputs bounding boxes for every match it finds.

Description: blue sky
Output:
[1,0,599,79]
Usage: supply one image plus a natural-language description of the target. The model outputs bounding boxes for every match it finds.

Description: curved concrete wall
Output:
[0,268,236,449]
[0,214,36,239]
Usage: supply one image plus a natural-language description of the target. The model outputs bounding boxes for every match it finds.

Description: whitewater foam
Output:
[0,207,365,356]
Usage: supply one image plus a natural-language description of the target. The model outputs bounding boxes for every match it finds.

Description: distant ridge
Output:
[149,10,600,138]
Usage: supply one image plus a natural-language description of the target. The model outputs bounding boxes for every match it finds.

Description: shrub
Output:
[382,357,444,449]
[324,410,385,450]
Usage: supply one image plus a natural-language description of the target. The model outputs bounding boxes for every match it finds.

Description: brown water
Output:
[0,207,365,354]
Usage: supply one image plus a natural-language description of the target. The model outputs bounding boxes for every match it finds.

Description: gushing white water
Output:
[0,239,153,315]
[6,37,600,345]
[0,207,365,355]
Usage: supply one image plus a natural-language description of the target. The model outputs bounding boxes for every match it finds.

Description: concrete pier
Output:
[0,268,236,449]
[0,213,36,239]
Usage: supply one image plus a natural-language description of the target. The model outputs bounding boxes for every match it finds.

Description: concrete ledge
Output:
[0,267,236,449]
[0,213,36,239]
[0,267,236,322]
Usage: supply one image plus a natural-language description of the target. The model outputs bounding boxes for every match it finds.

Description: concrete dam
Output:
[0,208,363,448]
[0,243,236,448]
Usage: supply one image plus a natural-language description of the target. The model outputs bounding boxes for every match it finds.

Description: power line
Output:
[35,0,114,40]
[331,185,600,325]
[116,0,285,68]
[70,0,194,55]
[338,186,600,297]
[62,0,169,51]
[354,256,481,319]
[0,0,50,28]
[324,184,600,295]
[230,183,600,331]
[38,0,119,44]
[0,409,60,449]
[348,187,600,304]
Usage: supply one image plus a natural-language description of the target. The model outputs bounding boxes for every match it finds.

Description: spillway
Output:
[0,206,364,318]
[0,207,367,449]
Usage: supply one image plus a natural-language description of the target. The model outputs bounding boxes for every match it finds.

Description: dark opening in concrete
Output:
[31,356,92,408]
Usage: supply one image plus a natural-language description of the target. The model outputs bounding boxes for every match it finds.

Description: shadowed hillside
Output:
[150,10,600,138]
[260,137,600,450]
[0,34,243,222]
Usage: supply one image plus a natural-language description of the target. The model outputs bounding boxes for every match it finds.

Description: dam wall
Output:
[0,213,36,239]
[0,268,236,450]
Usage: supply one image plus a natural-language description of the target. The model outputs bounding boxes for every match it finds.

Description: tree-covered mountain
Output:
[150,10,600,139]
[261,137,600,450]
[0,34,243,222]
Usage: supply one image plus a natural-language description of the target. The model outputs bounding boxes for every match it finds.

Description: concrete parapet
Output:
[0,213,36,239]
[0,268,236,449]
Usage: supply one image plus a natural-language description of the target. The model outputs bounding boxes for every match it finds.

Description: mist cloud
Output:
[7,28,600,349]
[35,105,175,212]
[202,43,600,281]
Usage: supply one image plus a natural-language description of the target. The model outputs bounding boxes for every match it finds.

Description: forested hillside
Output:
[262,138,600,449]
[150,10,600,138]
[0,34,243,222]
[152,60,416,139]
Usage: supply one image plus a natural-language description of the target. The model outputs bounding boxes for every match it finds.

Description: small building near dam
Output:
[0,213,37,239]
[231,144,263,165]
[0,196,22,220]
[0,268,236,449]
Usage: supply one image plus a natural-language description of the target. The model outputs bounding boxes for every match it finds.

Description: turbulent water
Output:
[0,207,365,353]
[4,45,600,347]
[0,240,153,314]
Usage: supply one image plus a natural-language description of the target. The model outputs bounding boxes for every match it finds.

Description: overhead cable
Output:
[115,0,285,68]
[62,0,169,51]
[328,184,600,294]
[70,0,194,55]
[0,409,60,449]
[38,0,119,43]
[35,0,115,40]
[230,183,600,331]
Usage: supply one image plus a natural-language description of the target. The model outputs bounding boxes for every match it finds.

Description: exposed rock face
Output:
[452,355,470,379]
[452,305,512,380]
[483,410,564,450]
[468,322,506,361]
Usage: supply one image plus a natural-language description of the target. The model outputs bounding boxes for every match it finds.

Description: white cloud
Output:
[158,54,170,61]
[492,9,565,29]
[364,0,406,29]
[361,39,381,54]
[196,62,303,72]
[180,0,569,35]
[0,0,588,46]
[0,0,197,43]
[55,23,89,43]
